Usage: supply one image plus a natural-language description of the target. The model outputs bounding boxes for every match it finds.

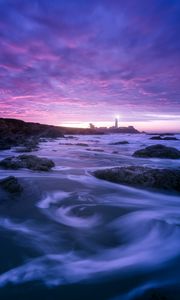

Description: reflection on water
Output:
[0,134,180,299]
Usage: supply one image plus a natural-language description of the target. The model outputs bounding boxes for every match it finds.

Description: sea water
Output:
[0,133,180,299]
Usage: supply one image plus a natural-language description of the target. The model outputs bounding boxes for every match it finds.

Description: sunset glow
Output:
[0,0,180,131]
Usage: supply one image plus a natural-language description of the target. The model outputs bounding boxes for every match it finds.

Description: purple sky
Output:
[0,0,180,131]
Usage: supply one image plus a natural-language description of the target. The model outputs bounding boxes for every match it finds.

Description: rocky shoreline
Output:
[0,118,180,195]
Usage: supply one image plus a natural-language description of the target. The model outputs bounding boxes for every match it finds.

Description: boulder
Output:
[0,176,23,193]
[94,166,180,192]
[0,155,55,171]
[133,144,180,159]
[0,135,39,151]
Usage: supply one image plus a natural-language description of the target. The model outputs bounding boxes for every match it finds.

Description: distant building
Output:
[115,118,118,128]
[87,119,139,134]
[89,123,95,129]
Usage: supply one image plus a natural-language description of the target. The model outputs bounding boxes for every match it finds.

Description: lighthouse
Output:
[115,117,118,128]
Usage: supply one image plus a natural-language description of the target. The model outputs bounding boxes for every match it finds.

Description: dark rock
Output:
[0,134,39,151]
[133,144,180,159]
[0,155,55,171]
[150,136,162,140]
[110,141,129,145]
[0,176,23,193]
[0,118,64,149]
[147,133,174,136]
[94,166,180,192]
[75,143,89,147]
[87,140,100,142]
[150,136,178,141]
[163,137,178,140]
[0,144,11,150]
[59,142,89,147]
[0,156,21,169]
[59,142,74,145]
[15,146,37,153]
[39,138,48,142]
[65,135,77,139]
[86,148,104,152]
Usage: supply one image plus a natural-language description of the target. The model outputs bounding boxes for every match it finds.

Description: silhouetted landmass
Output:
[0,118,139,136]
[0,118,139,150]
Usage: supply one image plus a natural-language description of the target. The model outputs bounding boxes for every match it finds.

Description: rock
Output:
[0,134,39,151]
[133,144,180,159]
[0,176,23,193]
[150,136,178,141]
[150,136,162,140]
[0,136,15,150]
[59,142,89,146]
[93,166,180,192]
[59,142,74,145]
[65,135,77,139]
[163,137,178,140]
[75,143,89,147]
[109,141,129,145]
[86,148,104,152]
[0,156,21,169]
[0,155,55,171]
[39,138,48,142]
[87,140,100,143]
[147,133,174,136]
[15,146,36,153]
[0,144,11,150]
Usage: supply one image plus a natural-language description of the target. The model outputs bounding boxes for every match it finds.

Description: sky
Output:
[0,0,180,132]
